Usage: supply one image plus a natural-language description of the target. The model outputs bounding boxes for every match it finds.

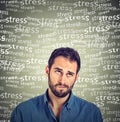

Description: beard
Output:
[48,74,75,98]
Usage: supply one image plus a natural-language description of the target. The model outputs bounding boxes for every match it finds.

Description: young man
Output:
[10,47,103,122]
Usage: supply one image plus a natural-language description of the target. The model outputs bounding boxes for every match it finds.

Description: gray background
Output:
[0,0,120,121]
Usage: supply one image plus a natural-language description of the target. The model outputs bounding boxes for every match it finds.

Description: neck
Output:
[47,88,70,119]
[48,88,70,108]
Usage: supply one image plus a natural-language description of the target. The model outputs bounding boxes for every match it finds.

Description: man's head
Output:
[48,47,81,73]
[46,47,81,98]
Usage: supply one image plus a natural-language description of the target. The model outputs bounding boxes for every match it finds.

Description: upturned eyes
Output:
[55,70,62,75]
[55,70,74,78]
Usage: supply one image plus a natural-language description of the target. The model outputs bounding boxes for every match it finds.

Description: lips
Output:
[57,85,66,88]
[55,84,68,89]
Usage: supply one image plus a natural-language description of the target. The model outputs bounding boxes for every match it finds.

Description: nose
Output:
[58,74,68,84]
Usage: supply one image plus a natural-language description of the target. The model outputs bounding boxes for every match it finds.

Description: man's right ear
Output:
[45,66,49,76]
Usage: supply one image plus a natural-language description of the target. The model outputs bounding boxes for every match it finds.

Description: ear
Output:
[45,66,49,76]
[75,73,79,82]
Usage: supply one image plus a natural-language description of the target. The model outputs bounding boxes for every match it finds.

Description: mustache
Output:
[55,83,69,88]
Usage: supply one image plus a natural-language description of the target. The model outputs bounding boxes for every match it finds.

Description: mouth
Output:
[57,85,66,88]
[56,84,68,89]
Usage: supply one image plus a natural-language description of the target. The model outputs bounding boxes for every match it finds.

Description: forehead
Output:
[51,56,77,72]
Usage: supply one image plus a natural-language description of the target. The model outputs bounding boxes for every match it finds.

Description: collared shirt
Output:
[10,90,103,122]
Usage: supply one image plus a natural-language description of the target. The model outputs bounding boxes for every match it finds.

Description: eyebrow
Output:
[54,67,62,71]
[67,71,75,75]
[54,67,75,75]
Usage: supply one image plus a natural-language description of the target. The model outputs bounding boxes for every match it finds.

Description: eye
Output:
[55,70,62,75]
[67,72,74,77]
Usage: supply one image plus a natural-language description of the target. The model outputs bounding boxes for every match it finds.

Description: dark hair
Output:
[48,47,81,73]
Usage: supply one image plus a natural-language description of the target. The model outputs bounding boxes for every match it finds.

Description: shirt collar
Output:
[43,89,49,104]
[64,91,74,111]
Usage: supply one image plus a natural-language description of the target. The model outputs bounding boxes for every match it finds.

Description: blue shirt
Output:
[10,90,103,122]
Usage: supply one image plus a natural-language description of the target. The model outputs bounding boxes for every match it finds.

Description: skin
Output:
[45,56,79,118]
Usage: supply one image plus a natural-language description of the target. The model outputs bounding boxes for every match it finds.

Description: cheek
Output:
[50,72,55,79]
[69,81,74,86]
[50,72,59,82]
[69,78,76,86]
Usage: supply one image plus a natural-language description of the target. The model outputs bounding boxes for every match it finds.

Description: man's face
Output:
[46,56,79,98]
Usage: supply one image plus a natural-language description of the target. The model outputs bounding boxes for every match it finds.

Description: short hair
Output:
[48,47,81,73]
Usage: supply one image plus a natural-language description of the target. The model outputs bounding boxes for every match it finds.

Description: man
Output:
[10,47,103,122]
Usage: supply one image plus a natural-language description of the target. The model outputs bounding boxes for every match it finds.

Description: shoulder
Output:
[15,94,44,111]
[10,94,45,122]
[73,95,100,112]
[71,95,103,121]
